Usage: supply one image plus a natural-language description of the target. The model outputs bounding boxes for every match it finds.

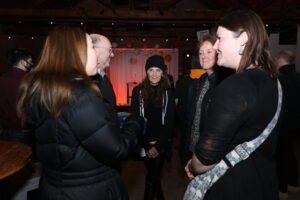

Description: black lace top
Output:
[195,68,282,200]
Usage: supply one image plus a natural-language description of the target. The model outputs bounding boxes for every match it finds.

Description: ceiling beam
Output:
[161,0,183,10]
[94,0,118,15]
[0,8,298,23]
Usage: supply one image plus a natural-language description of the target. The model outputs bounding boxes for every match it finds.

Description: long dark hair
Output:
[17,26,100,124]
[141,72,169,107]
[218,10,277,77]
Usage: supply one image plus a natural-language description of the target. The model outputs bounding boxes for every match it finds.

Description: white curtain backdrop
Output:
[107,48,178,105]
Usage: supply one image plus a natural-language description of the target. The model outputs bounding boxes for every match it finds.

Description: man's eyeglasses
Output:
[96,46,113,54]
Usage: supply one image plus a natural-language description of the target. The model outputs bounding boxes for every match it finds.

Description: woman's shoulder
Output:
[221,68,269,86]
[72,80,89,90]
[214,69,263,99]
[64,81,104,119]
[72,80,94,93]
[71,80,101,103]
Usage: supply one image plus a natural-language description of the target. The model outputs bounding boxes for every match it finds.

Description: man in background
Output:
[90,33,116,109]
[0,48,34,145]
[275,50,300,199]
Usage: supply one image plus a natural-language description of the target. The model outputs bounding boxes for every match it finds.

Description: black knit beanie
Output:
[145,55,166,72]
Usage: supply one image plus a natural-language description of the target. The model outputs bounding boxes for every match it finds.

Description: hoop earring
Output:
[239,49,244,55]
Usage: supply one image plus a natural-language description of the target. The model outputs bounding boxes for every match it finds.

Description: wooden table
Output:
[0,140,32,180]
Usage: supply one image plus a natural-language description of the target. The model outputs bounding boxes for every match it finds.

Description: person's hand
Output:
[123,114,144,143]
[185,159,195,179]
[147,147,159,158]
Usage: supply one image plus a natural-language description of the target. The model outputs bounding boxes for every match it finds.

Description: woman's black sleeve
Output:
[131,86,140,116]
[195,77,256,165]
[68,89,142,163]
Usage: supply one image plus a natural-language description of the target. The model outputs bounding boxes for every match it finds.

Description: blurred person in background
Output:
[275,50,300,199]
[0,48,34,145]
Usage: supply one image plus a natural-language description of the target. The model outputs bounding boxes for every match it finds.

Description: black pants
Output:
[144,154,165,200]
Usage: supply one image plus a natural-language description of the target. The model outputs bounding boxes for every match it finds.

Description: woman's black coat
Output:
[26,80,143,200]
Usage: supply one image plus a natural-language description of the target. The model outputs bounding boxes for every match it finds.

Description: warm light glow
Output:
[190,69,205,79]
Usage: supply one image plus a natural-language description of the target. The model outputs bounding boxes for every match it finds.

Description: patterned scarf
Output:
[189,78,210,152]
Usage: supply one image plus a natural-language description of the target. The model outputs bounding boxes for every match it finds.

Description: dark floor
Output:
[122,135,190,200]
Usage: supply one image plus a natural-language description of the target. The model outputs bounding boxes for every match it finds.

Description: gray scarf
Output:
[189,78,210,152]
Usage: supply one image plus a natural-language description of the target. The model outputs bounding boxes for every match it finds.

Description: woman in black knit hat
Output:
[131,55,175,200]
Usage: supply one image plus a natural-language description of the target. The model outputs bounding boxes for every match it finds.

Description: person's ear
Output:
[239,31,248,46]
[19,59,27,67]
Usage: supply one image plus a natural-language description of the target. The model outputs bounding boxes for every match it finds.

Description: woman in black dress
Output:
[131,55,175,200]
[185,10,282,200]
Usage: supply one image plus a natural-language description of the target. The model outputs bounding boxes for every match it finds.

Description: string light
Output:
[8,36,11,39]
[120,38,124,41]
[142,38,146,42]
[165,38,169,42]
[50,21,53,25]
[186,38,189,41]
[111,22,114,26]
[31,36,34,40]
[186,53,190,58]
[80,22,84,25]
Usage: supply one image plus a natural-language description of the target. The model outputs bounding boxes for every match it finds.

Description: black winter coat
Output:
[131,84,175,155]
[26,80,143,200]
